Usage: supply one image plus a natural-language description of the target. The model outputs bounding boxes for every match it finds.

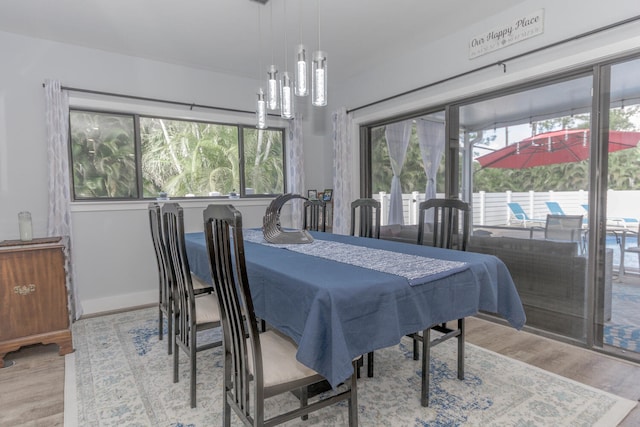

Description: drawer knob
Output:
[14,284,36,295]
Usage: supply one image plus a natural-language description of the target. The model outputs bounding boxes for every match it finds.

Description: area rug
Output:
[66,307,636,426]
[605,282,640,352]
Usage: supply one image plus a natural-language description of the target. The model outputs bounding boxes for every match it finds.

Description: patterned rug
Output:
[66,307,636,426]
[605,282,640,352]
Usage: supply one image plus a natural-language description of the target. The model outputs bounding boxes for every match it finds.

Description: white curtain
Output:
[286,115,305,228]
[417,119,446,222]
[44,79,81,320]
[385,120,412,225]
[332,107,352,235]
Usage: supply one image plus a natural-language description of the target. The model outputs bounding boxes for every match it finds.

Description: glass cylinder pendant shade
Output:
[267,65,279,110]
[280,72,294,119]
[312,50,327,107]
[295,45,308,97]
[256,89,267,129]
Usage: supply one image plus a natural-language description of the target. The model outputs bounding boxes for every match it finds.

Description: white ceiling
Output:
[0,0,525,83]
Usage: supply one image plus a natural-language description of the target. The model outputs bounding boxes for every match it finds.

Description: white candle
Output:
[18,211,33,241]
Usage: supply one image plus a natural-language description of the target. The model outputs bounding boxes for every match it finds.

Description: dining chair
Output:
[148,202,174,355]
[350,198,381,239]
[303,199,327,232]
[350,198,380,378]
[149,203,214,355]
[203,204,358,427]
[162,202,221,408]
[412,198,470,406]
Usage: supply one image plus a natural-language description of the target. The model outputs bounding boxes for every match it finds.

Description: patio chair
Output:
[582,204,639,229]
[620,222,640,276]
[507,202,546,227]
[545,201,566,216]
[545,214,584,242]
[203,204,358,426]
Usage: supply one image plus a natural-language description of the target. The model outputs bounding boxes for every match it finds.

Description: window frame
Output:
[68,107,287,201]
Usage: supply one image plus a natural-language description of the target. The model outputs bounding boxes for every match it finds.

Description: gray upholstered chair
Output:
[162,202,221,408]
[413,198,470,406]
[203,204,358,427]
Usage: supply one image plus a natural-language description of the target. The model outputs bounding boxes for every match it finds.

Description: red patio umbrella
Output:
[476,129,640,169]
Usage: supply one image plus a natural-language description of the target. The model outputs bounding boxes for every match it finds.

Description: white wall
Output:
[329,1,640,204]
[2,0,640,315]
[0,31,280,315]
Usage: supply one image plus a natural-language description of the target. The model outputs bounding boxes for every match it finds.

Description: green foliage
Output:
[70,111,285,199]
[70,112,138,198]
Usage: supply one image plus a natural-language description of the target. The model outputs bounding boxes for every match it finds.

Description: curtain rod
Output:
[347,14,640,114]
[41,84,264,116]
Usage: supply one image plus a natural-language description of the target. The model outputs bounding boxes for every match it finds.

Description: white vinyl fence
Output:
[374,190,640,227]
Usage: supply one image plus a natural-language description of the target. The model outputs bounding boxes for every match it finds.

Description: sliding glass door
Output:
[600,57,640,356]
[360,53,640,361]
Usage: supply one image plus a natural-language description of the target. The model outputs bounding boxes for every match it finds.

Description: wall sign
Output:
[469,9,544,59]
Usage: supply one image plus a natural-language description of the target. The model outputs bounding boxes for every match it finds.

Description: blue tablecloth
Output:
[185,230,526,388]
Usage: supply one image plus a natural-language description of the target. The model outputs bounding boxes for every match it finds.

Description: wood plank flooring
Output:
[0,316,638,426]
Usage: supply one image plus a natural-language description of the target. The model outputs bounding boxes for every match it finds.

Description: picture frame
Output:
[307,189,318,200]
[322,189,333,202]
[317,192,324,201]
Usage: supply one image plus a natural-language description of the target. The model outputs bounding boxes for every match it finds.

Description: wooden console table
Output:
[0,237,73,367]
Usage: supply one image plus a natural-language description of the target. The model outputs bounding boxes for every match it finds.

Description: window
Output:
[69,110,285,200]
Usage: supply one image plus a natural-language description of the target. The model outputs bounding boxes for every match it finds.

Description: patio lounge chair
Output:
[545,201,566,216]
[582,204,639,229]
[507,202,545,227]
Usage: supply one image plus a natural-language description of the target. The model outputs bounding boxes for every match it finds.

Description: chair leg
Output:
[457,318,465,380]
[167,307,173,356]
[421,327,431,407]
[300,386,309,421]
[412,335,419,360]
[158,307,163,341]
[367,351,374,377]
[190,346,197,408]
[348,361,359,427]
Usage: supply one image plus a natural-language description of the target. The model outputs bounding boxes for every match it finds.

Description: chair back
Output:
[418,198,470,250]
[203,204,263,422]
[148,202,171,315]
[507,202,529,221]
[162,203,198,349]
[545,201,566,216]
[544,214,583,242]
[303,199,326,232]
[350,198,381,238]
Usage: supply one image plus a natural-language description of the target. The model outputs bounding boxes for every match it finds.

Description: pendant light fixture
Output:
[266,3,279,111]
[279,0,294,119]
[256,5,267,129]
[295,2,308,97]
[311,0,327,107]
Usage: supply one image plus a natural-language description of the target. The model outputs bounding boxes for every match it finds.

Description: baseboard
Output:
[80,290,156,316]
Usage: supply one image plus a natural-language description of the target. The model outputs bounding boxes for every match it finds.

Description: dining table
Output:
[185,228,526,390]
